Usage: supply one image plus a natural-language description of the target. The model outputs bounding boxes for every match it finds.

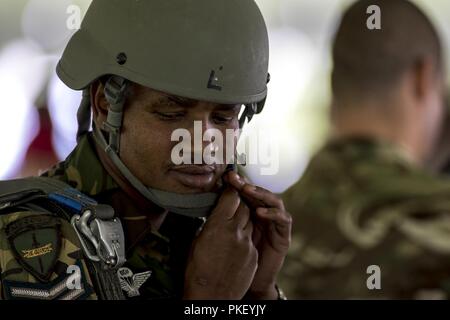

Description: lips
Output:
[171,165,215,175]
[169,165,216,189]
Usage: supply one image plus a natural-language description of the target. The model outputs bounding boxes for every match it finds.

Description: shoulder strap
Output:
[0,177,97,214]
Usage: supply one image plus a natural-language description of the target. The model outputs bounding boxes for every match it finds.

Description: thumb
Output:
[209,187,241,221]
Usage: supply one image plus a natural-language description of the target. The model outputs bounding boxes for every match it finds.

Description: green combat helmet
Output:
[57,0,270,217]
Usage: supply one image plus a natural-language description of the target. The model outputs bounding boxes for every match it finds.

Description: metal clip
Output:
[71,209,125,269]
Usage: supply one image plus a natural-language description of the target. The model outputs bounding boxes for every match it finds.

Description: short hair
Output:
[331,0,443,105]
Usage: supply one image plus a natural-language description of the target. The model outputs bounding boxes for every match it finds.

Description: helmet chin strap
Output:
[79,76,255,218]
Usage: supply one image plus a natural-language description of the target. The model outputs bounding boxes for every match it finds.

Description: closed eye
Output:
[212,113,238,125]
[153,111,185,121]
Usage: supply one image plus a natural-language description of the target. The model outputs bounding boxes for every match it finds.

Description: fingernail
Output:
[234,174,246,186]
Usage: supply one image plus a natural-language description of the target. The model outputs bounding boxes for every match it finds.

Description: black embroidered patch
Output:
[5,215,62,282]
[2,260,93,300]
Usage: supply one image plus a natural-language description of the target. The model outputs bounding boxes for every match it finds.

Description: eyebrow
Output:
[157,93,241,110]
[166,94,196,107]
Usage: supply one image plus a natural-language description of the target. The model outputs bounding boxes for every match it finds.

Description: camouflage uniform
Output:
[0,134,203,299]
[279,137,450,299]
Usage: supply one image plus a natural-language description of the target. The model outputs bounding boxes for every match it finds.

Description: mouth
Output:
[168,165,216,189]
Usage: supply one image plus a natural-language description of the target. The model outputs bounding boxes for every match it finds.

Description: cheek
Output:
[425,93,445,141]
[120,112,175,172]
[432,93,444,126]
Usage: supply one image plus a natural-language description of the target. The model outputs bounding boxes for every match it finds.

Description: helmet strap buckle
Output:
[102,76,129,154]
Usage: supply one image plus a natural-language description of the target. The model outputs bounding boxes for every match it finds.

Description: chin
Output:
[171,182,218,194]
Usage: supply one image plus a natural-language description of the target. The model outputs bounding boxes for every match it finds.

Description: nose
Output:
[188,119,222,165]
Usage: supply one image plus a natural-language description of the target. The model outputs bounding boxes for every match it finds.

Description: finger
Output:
[210,187,241,221]
[256,208,291,224]
[223,172,262,208]
[241,185,285,210]
[234,200,250,229]
[224,171,246,191]
[244,218,253,232]
[222,170,231,184]
[239,192,267,210]
[256,208,292,234]
[223,171,283,210]
[243,219,254,238]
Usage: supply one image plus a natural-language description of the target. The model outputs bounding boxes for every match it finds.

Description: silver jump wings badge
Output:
[117,267,152,297]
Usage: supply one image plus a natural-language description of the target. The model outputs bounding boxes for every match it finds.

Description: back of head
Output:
[332,0,443,107]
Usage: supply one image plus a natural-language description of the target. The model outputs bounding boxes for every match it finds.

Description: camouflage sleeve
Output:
[280,196,450,299]
[279,139,450,299]
[391,210,450,298]
[0,265,3,300]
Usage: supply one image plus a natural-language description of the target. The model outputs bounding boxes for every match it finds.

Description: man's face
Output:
[118,84,241,194]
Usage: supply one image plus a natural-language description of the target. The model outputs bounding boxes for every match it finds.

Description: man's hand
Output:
[225,171,292,300]
[183,187,258,300]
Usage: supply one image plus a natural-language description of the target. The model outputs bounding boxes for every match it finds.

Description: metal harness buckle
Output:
[71,207,125,269]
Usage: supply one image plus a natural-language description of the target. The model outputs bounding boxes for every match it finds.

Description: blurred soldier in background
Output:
[0,0,291,300]
[429,106,450,173]
[280,0,450,299]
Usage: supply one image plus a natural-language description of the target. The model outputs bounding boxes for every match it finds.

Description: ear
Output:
[412,56,436,102]
[90,80,109,128]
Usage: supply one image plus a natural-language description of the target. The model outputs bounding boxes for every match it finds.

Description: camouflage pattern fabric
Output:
[1,134,203,299]
[279,137,450,299]
[0,211,97,300]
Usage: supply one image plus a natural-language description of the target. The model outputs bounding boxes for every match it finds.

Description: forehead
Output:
[130,83,240,110]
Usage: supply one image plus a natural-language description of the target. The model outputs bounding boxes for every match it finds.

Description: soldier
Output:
[0,0,291,300]
[280,0,450,299]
